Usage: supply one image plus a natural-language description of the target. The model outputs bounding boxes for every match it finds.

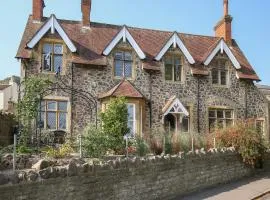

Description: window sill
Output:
[212,84,229,89]
[114,76,135,81]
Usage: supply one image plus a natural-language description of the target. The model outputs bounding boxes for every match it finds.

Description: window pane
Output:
[47,101,56,110]
[127,121,135,136]
[47,112,56,129]
[115,52,123,60]
[54,44,63,54]
[54,55,63,72]
[175,58,181,65]
[58,102,67,111]
[212,69,219,84]
[43,54,52,71]
[124,52,132,61]
[220,71,227,85]
[114,60,123,77]
[217,119,225,129]
[165,64,173,81]
[165,57,172,64]
[124,61,132,78]
[225,110,232,119]
[127,104,135,120]
[174,64,182,81]
[226,119,233,127]
[209,110,216,118]
[217,110,224,118]
[43,43,52,54]
[181,117,189,132]
[59,113,67,130]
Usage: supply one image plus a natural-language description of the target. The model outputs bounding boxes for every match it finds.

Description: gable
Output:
[162,96,189,116]
[103,26,146,59]
[155,32,195,64]
[27,15,77,53]
[204,39,240,69]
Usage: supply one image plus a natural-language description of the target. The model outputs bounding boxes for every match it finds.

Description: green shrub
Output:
[135,137,149,157]
[82,124,111,158]
[17,145,34,154]
[215,119,267,167]
[179,133,192,152]
[100,97,128,153]
[44,143,73,159]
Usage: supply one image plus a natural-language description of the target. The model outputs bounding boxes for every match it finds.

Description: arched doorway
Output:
[164,114,176,133]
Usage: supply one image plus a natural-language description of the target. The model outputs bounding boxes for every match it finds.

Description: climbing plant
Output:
[17,75,53,144]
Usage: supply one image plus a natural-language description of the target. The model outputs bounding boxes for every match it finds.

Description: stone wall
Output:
[0,149,258,200]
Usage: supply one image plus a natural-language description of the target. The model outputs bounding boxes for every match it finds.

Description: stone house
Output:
[16,0,269,139]
[0,76,20,113]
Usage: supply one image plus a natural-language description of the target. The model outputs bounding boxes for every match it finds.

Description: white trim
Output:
[27,15,77,53]
[155,32,195,64]
[103,26,146,59]
[204,40,241,69]
[163,98,189,117]
[235,72,240,79]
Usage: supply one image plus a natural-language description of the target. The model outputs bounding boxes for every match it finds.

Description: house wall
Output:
[22,39,268,137]
[0,91,4,110]
[1,151,267,200]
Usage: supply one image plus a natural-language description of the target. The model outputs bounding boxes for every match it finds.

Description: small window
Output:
[165,56,182,82]
[208,109,233,132]
[42,43,63,73]
[127,103,136,137]
[211,61,228,86]
[39,100,68,130]
[114,51,133,78]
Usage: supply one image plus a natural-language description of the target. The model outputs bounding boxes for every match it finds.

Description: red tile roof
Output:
[98,79,144,99]
[16,15,260,81]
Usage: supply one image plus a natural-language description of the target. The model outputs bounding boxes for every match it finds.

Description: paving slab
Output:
[175,173,270,200]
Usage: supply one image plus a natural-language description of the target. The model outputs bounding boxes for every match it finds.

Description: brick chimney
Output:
[214,0,233,45]
[33,0,45,22]
[81,0,91,27]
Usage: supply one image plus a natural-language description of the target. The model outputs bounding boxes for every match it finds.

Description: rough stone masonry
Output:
[1,148,269,200]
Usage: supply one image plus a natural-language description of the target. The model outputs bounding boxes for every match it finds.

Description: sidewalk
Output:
[177,172,270,200]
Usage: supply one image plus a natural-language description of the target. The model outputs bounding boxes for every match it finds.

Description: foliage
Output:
[17,145,35,154]
[100,97,129,152]
[17,75,53,144]
[44,143,74,159]
[164,134,172,154]
[135,137,149,157]
[82,124,111,158]
[148,128,164,155]
[214,119,267,167]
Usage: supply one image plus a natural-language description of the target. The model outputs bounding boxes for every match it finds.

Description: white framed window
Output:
[40,100,68,130]
[114,51,133,78]
[127,103,136,136]
[164,56,182,82]
[209,109,234,132]
[42,43,63,73]
[212,60,229,86]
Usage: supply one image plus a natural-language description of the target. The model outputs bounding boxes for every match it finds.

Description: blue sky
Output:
[0,0,269,84]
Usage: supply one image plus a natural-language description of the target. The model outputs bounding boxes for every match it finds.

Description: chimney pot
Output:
[81,0,91,27]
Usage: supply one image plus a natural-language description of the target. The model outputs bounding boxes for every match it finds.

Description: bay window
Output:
[127,103,136,136]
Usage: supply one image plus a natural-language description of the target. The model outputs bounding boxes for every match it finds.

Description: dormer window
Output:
[164,56,182,82]
[42,43,63,73]
[114,51,133,78]
[212,60,228,86]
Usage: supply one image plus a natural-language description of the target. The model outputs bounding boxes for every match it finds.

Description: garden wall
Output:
[0,149,262,200]
[0,112,16,146]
